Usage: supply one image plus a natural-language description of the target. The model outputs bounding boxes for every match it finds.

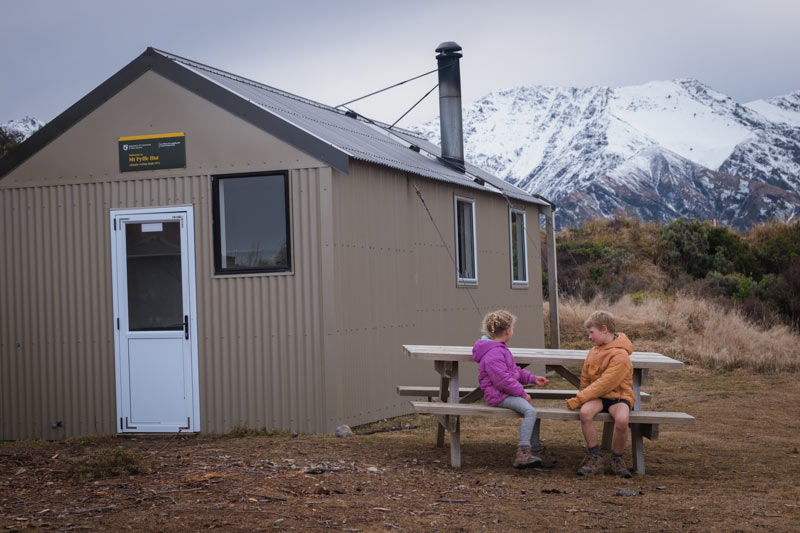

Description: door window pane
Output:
[214,173,291,274]
[126,222,183,331]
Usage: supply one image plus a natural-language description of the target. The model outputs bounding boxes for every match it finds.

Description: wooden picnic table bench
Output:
[397,386,652,403]
[402,345,694,474]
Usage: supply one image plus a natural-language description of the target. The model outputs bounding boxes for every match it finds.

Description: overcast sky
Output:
[2,0,800,128]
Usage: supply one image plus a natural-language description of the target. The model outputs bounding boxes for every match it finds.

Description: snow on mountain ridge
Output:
[2,116,44,140]
[745,91,800,127]
[610,80,753,169]
[414,79,800,229]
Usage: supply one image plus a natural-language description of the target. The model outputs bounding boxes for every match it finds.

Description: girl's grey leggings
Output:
[498,395,538,448]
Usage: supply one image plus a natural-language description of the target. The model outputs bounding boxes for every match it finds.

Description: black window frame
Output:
[212,170,292,276]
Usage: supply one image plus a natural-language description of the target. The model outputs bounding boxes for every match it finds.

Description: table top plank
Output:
[403,345,683,370]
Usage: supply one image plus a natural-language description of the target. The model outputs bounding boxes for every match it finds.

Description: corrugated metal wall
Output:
[1,168,330,439]
[1,183,117,440]
[323,160,544,429]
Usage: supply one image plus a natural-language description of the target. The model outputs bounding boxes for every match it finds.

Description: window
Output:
[509,208,528,285]
[454,196,477,285]
[212,172,291,274]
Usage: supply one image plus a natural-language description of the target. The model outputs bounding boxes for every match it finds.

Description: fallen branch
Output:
[64,504,118,515]
[356,425,419,436]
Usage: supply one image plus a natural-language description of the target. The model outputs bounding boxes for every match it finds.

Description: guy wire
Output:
[335,64,452,109]
[389,84,439,130]
[413,182,484,320]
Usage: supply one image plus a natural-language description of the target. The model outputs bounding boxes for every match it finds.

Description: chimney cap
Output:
[435,41,462,55]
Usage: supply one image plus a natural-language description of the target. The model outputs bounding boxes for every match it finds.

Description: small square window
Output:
[212,172,291,274]
[454,196,477,285]
[510,208,528,285]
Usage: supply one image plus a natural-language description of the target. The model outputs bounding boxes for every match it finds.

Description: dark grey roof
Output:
[0,48,548,207]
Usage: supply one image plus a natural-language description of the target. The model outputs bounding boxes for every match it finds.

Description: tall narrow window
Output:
[454,196,477,285]
[510,208,528,285]
[212,172,291,274]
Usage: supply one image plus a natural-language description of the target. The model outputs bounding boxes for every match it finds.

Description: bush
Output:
[748,221,800,274]
[659,218,760,280]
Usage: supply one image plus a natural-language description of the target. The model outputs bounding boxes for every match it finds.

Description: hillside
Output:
[547,217,800,341]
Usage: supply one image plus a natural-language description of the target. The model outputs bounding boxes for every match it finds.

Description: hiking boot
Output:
[576,453,603,476]
[530,446,558,468]
[610,455,632,478]
[513,447,542,469]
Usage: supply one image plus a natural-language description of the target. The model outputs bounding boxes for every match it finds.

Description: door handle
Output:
[184,315,189,340]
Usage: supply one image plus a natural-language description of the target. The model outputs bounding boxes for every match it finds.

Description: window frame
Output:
[211,170,292,276]
[509,207,529,287]
[453,195,478,286]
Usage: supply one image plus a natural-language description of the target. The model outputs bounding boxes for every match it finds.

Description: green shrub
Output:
[705,271,755,300]
[750,221,800,274]
[659,218,761,280]
[659,218,712,278]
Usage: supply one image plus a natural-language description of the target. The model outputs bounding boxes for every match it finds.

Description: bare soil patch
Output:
[2,368,799,532]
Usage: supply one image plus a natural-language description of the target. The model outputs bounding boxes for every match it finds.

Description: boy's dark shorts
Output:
[601,398,631,413]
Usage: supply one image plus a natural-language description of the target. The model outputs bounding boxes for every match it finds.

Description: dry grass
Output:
[3,369,799,532]
[62,447,152,479]
[548,293,800,372]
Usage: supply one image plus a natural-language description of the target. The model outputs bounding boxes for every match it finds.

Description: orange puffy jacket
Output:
[572,333,635,408]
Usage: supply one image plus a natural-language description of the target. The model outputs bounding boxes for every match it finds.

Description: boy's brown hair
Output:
[481,310,516,338]
[583,310,616,333]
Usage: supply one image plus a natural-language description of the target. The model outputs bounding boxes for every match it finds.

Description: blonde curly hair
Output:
[481,310,516,338]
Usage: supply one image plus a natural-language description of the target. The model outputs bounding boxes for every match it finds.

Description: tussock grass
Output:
[62,447,151,479]
[548,293,800,373]
[225,426,289,438]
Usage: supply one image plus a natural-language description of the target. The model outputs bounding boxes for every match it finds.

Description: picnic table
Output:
[400,345,694,473]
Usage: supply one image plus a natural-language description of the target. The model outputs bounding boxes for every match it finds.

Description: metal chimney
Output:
[436,41,465,169]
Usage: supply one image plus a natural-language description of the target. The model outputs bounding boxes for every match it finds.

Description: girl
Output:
[472,310,554,468]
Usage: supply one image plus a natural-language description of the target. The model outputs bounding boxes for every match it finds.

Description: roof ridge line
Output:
[150,48,422,136]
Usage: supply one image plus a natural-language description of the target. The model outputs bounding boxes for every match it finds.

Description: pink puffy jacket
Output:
[472,339,537,407]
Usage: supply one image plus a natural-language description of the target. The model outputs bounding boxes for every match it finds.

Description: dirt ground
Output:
[2,368,799,532]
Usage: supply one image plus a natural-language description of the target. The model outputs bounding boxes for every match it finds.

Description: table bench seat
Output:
[410,401,694,471]
[398,386,651,403]
[410,401,693,425]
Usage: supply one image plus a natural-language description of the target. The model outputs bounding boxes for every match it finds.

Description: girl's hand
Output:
[534,376,549,387]
[524,393,532,404]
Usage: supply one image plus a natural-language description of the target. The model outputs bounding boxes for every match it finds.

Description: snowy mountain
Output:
[2,116,44,140]
[414,80,800,230]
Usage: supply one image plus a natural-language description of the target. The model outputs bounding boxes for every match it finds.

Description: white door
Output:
[111,207,200,433]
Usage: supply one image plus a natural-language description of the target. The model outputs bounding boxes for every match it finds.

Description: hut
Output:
[0,44,558,439]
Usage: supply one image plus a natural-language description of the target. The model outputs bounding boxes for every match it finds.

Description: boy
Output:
[566,311,634,478]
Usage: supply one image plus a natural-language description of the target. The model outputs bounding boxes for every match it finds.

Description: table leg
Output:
[632,369,642,411]
[551,365,581,388]
[601,422,614,451]
[631,424,645,474]
[631,368,645,473]
[450,362,461,468]
[436,374,447,448]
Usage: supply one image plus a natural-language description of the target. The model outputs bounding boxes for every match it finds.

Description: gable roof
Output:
[0,48,548,206]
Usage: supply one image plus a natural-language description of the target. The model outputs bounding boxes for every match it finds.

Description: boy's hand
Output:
[534,376,549,387]
[566,397,581,410]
